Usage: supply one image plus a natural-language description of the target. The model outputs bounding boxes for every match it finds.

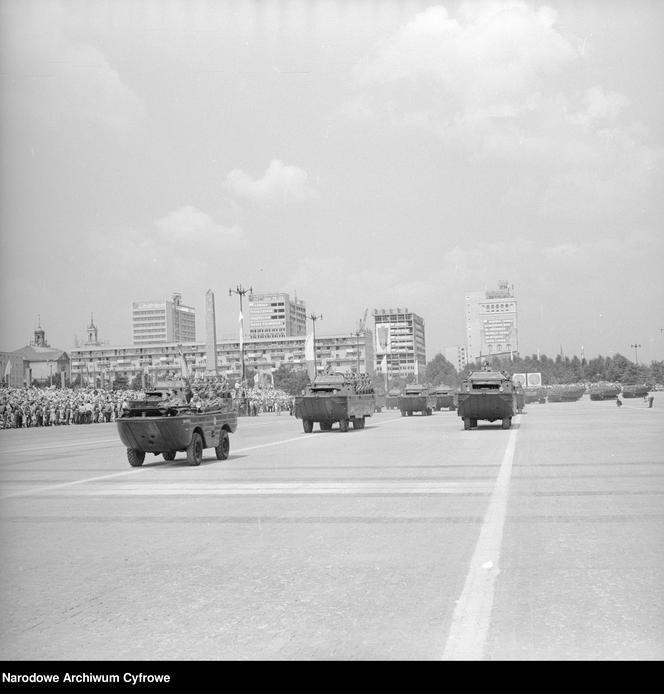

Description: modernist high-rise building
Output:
[465,281,518,362]
[373,307,426,379]
[248,291,306,339]
[132,292,196,345]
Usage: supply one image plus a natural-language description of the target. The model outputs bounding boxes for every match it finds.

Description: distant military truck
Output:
[432,385,457,411]
[294,373,375,432]
[116,380,237,467]
[457,367,517,430]
[398,385,436,416]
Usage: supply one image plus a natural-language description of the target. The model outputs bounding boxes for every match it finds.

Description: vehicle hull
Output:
[397,395,437,415]
[294,394,375,423]
[456,392,516,422]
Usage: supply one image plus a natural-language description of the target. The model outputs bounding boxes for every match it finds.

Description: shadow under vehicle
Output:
[431,385,457,411]
[398,385,436,417]
[294,373,375,433]
[116,381,237,467]
[457,367,517,430]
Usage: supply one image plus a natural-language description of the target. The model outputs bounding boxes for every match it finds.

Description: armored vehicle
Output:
[547,384,585,402]
[524,386,547,404]
[116,380,237,467]
[432,385,457,411]
[385,388,401,410]
[294,372,375,432]
[621,384,650,398]
[398,385,436,416]
[374,393,386,413]
[589,382,621,401]
[457,367,516,430]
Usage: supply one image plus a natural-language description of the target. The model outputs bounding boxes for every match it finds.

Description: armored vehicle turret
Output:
[456,366,516,430]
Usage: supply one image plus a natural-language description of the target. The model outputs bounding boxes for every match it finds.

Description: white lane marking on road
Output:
[442,420,520,660]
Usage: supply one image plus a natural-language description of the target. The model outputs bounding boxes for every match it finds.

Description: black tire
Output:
[463,417,471,431]
[187,432,203,466]
[407,411,413,416]
[339,419,349,432]
[215,430,230,460]
[400,410,406,417]
[501,418,511,430]
[303,419,313,433]
[163,450,176,461]
[470,418,477,428]
[127,448,145,467]
[426,408,432,416]
[320,421,332,431]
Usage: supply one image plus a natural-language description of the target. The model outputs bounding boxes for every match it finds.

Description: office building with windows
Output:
[248,291,307,339]
[373,308,426,379]
[132,293,196,345]
[465,281,518,363]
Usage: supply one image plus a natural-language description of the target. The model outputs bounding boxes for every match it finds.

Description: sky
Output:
[1,0,663,363]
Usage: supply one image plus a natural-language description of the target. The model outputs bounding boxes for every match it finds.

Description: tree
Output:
[425,353,459,387]
[272,365,310,395]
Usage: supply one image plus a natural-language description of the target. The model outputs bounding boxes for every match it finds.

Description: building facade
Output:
[465,281,518,363]
[373,308,426,380]
[132,292,196,345]
[248,291,306,339]
[8,324,70,386]
[70,331,374,388]
[444,345,468,373]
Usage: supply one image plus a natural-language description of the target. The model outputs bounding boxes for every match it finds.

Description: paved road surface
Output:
[0,396,662,660]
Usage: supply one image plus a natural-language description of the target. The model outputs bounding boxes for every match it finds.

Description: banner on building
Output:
[4,360,11,377]
[375,325,390,354]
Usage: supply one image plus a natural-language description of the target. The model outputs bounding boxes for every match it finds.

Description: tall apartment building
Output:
[465,281,518,363]
[132,292,196,345]
[248,291,306,339]
[373,308,426,379]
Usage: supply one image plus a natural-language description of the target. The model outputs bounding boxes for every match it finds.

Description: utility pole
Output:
[309,313,322,376]
[229,284,252,382]
[630,343,642,365]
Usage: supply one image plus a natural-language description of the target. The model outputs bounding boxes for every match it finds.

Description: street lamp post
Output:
[309,313,322,376]
[630,343,642,365]
[229,284,252,382]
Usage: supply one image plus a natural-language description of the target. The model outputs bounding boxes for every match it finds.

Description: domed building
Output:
[10,322,70,387]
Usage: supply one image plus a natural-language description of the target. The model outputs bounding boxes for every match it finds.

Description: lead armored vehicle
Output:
[398,385,436,416]
[294,372,375,432]
[116,379,237,467]
[457,366,516,430]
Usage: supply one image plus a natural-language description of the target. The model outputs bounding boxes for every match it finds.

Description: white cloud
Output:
[154,206,244,245]
[2,2,146,135]
[224,160,317,204]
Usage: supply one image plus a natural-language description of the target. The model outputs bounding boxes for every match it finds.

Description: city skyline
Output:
[1,1,663,362]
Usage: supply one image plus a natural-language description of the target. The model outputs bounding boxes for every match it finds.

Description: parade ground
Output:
[1,396,662,661]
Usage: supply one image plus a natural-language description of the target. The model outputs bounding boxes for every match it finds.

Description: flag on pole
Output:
[380,354,387,374]
[239,310,244,350]
[4,360,11,377]
[177,345,189,379]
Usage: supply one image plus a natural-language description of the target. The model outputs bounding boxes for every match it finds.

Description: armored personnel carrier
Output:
[457,366,517,430]
[294,372,375,432]
[431,385,457,411]
[589,382,621,401]
[524,386,547,404]
[547,384,585,402]
[621,384,650,398]
[398,385,436,416]
[385,388,401,410]
[116,379,237,467]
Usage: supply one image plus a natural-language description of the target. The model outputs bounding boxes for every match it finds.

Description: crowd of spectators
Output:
[0,386,141,429]
[0,381,297,429]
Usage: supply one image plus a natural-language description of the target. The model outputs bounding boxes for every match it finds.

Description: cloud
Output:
[224,160,317,204]
[153,206,244,245]
[2,2,146,135]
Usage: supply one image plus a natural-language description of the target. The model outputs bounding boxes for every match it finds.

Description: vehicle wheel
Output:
[426,408,432,416]
[339,419,349,432]
[127,448,145,467]
[501,418,511,429]
[400,410,406,417]
[320,420,332,431]
[303,419,313,433]
[186,432,203,466]
[215,431,230,460]
[470,418,477,428]
[163,450,176,461]
[463,417,471,431]
[407,411,413,416]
